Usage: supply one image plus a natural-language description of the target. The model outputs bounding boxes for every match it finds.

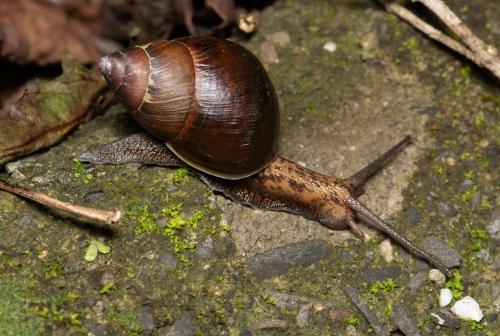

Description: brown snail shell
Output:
[99,37,280,179]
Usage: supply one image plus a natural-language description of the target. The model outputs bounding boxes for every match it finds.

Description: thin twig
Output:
[414,0,500,77]
[0,179,121,225]
[378,0,500,80]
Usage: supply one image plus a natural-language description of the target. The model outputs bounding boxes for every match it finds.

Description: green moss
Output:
[464,170,475,180]
[461,185,479,202]
[107,309,142,336]
[383,303,393,319]
[444,270,464,299]
[0,277,46,336]
[219,223,231,233]
[171,168,192,184]
[481,91,500,105]
[460,152,472,160]
[72,159,93,184]
[344,316,360,326]
[363,278,398,303]
[434,165,445,176]
[465,319,485,331]
[401,37,418,50]
[100,283,116,295]
[460,65,471,77]
[260,294,276,305]
[128,201,209,260]
[474,115,485,127]
[132,206,157,235]
[480,199,493,210]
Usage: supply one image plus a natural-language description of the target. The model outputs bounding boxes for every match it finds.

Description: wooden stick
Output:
[0,179,121,225]
[378,0,500,80]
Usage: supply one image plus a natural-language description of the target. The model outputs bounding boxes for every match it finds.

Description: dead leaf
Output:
[100,0,239,43]
[0,0,101,65]
[0,52,107,165]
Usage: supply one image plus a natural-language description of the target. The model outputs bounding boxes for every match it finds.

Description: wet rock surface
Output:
[421,236,461,268]
[0,1,498,335]
[245,239,333,278]
[391,304,420,336]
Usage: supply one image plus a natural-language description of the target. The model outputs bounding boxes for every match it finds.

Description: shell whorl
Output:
[100,37,280,179]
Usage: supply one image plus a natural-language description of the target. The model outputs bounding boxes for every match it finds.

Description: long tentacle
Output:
[346,195,452,277]
[345,136,412,192]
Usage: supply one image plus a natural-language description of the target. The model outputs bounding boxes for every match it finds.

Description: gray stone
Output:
[138,308,155,332]
[329,309,351,322]
[158,313,193,336]
[248,319,288,332]
[5,161,22,173]
[415,258,430,272]
[405,207,422,224]
[10,170,26,180]
[391,304,420,336]
[83,296,97,307]
[474,249,491,262]
[31,175,52,184]
[82,191,107,203]
[487,209,500,241]
[239,329,252,336]
[64,261,84,274]
[246,240,333,278]
[471,191,481,208]
[195,236,213,259]
[100,271,115,286]
[485,313,497,323]
[428,269,446,285]
[362,266,401,284]
[419,106,440,116]
[345,286,390,336]
[421,236,460,268]
[17,214,34,228]
[340,250,355,263]
[159,252,178,269]
[429,312,460,329]
[296,303,312,327]
[437,202,457,216]
[89,324,108,336]
[408,271,427,291]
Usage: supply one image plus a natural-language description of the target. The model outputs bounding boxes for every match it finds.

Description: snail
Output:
[80,37,452,277]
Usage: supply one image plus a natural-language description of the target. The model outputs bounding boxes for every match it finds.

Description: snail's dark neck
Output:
[80,133,452,277]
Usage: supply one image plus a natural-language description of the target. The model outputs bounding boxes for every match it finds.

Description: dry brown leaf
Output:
[0,0,101,65]
[0,52,108,165]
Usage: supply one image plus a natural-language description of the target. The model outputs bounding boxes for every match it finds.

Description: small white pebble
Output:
[379,239,394,263]
[323,41,337,53]
[439,288,453,307]
[451,296,483,322]
[429,269,446,285]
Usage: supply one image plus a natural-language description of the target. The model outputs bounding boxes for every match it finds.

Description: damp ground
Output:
[0,1,498,335]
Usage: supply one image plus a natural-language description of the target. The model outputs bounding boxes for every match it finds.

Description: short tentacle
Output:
[344,136,412,193]
[345,195,452,277]
[347,216,366,240]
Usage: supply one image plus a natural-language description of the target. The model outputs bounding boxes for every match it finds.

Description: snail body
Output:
[83,37,452,277]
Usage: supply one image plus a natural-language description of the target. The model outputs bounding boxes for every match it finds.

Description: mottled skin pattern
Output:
[80,133,452,277]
